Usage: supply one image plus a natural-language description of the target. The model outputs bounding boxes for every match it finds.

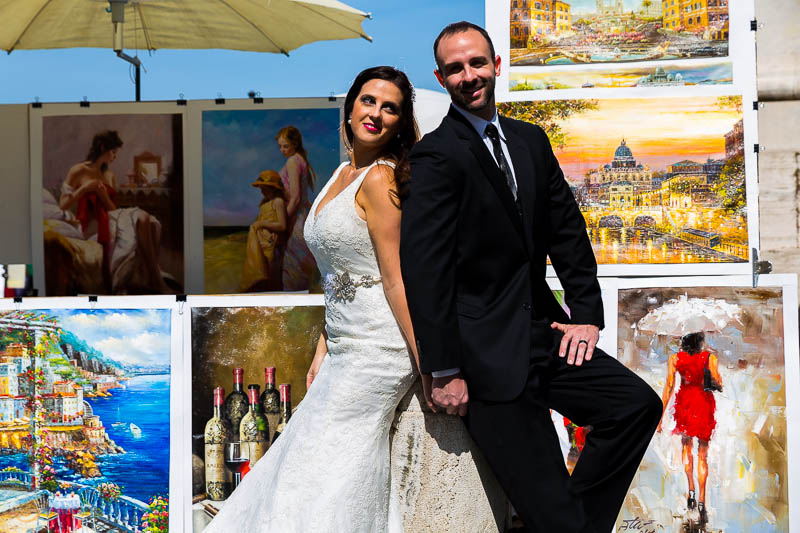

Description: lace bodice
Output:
[305,161,387,285]
[305,160,403,342]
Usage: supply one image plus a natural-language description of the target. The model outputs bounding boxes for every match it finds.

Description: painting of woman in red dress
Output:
[657,331,723,526]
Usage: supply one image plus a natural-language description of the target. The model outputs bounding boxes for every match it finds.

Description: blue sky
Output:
[51,309,171,367]
[0,1,484,104]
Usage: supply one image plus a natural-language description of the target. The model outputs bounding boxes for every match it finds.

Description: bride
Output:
[204,66,433,532]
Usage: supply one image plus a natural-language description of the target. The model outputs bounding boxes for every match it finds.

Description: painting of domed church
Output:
[509,0,729,67]
[497,94,748,265]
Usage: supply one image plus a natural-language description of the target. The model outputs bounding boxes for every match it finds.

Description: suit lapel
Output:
[446,108,525,241]
[501,117,537,251]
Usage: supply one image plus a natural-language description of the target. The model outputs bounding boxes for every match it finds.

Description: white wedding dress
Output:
[204,160,417,532]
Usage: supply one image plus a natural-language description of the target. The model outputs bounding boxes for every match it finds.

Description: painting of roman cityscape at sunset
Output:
[509,0,729,67]
[498,95,748,265]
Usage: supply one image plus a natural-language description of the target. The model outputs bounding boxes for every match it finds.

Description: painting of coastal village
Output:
[497,95,748,265]
[509,0,729,67]
[0,308,170,533]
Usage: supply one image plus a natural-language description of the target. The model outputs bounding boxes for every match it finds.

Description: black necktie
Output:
[484,124,520,211]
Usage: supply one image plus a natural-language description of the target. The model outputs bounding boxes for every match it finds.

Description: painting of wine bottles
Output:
[189,298,324,525]
[0,305,174,533]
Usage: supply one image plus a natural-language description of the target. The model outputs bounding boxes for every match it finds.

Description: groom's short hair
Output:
[433,21,496,71]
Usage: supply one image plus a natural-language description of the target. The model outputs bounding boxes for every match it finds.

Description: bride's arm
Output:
[358,165,435,410]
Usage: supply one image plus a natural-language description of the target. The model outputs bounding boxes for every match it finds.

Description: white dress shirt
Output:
[430,105,518,379]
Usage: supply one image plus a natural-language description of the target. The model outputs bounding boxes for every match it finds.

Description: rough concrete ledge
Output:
[390,379,509,532]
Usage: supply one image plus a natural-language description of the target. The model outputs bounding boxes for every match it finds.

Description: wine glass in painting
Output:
[224,442,250,489]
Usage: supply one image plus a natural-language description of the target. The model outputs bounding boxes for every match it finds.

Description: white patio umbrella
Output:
[0,0,371,52]
[635,294,743,337]
[0,0,372,98]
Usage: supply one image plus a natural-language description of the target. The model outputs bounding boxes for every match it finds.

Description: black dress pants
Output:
[464,322,662,533]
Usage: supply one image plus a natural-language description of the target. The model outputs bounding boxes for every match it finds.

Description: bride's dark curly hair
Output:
[342,66,420,205]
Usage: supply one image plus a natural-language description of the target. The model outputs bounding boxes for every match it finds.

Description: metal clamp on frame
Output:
[751,248,773,288]
[176,294,187,315]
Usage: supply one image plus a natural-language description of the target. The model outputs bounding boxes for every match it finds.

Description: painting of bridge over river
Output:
[498,95,749,267]
[0,308,171,533]
[508,0,729,67]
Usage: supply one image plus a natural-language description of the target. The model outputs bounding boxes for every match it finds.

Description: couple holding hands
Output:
[206,21,661,533]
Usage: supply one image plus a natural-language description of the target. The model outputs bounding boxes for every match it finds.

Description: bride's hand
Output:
[306,351,327,389]
[307,332,328,389]
[421,374,437,413]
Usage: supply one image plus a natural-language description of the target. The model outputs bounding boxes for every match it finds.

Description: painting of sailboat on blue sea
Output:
[0,308,171,533]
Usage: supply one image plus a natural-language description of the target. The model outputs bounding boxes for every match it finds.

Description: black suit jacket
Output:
[400,106,604,402]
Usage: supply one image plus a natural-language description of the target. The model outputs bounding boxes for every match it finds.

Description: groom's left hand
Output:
[550,323,600,366]
[431,374,469,416]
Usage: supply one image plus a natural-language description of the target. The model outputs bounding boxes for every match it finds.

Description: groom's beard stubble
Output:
[448,73,496,117]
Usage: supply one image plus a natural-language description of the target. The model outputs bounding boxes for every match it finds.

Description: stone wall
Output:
[755,0,800,301]
[757,102,800,298]
[390,380,509,532]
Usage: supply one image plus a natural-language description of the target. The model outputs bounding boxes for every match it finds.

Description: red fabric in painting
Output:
[75,184,117,245]
[562,417,587,451]
[75,183,117,291]
[672,350,716,441]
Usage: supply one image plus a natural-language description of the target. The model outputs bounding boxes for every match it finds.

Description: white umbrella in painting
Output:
[635,295,743,337]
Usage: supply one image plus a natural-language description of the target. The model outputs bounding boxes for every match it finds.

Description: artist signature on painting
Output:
[618,517,663,532]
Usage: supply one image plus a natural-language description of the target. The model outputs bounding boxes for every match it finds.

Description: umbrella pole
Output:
[116,51,142,102]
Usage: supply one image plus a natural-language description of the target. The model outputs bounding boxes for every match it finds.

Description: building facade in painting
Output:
[574,139,726,211]
[725,119,744,159]
[595,0,623,17]
[0,315,128,442]
[637,67,686,87]
[83,415,106,446]
[662,0,729,39]
[586,140,655,191]
[510,0,573,45]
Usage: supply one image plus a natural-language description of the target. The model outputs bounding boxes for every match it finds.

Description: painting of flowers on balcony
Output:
[0,308,171,533]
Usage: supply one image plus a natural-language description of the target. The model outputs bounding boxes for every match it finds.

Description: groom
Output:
[400,21,662,532]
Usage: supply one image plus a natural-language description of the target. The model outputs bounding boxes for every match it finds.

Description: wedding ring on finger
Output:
[577,339,588,347]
